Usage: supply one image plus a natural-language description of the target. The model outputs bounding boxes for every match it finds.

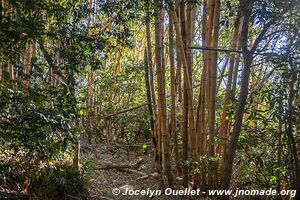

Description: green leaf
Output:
[31,56,38,63]
[3,71,10,81]
[79,109,86,116]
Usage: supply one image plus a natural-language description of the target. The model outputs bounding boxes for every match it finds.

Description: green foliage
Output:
[30,164,87,194]
[0,83,75,161]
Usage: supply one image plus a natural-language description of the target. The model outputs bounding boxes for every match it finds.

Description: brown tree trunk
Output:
[202,0,220,189]
[286,56,300,198]
[178,2,189,187]
[155,0,173,187]
[217,16,241,177]
[144,48,161,181]
[145,5,157,138]
[24,42,32,88]
[196,0,208,189]
[222,3,253,188]
[276,105,283,200]
[173,2,198,187]
[222,0,272,192]
[168,13,180,175]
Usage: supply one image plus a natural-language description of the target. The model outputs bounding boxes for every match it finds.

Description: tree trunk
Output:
[173,2,198,187]
[154,0,173,187]
[24,42,32,88]
[168,13,180,175]
[222,0,254,191]
[286,56,300,198]
[276,105,283,200]
[202,0,220,189]
[196,0,208,189]
[179,3,189,187]
[144,48,162,182]
[218,16,241,177]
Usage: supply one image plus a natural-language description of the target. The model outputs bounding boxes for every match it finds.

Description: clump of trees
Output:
[0,0,299,199]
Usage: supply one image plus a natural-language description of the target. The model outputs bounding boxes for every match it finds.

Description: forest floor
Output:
[81,142,201,200]
[1,143,208,200]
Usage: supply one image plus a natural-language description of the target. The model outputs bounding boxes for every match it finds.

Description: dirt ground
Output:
[0,143,209,200]
[81,143,202,200]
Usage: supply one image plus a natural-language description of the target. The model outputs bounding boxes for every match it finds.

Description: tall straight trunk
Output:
[144,48,161,178]
[8,62,15,90]
[175,0,182,104]
[206,0,220,189]
[145,3,161,176]
[24,42,32,89]
[286,57,300,198]
[276,106,283,200]
[186,2,198,161]
[168,13,180,175]
[86,0,93,143]
[154,0,173,187]
[218,16,241,173]
[87,65,93,143]
[172,4,197,187]
[186,2,198,189]
[179,3,189,187]
[196,0,208,189]
[154,3,162,173]
[145,6,157,134]
[174,1,183,179]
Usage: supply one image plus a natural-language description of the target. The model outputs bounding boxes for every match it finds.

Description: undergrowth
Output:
[0,160,90,200]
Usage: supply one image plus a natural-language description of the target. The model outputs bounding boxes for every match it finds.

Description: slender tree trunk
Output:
[86,0,93,143]
[145,5,157,139]
[8,62,15,90]
[87,65,93,143]
[218,16,241,177]
[286,56,300,198]
[144,48,162,180]
[222,0,274,192]
[155,0,173,187]
[169,13,180,175]
[174,2,183,179]
[24,42,32,89]
[154,2,162,174]
[204,0,220,189]
[145,2,161,178]
[179,3,189,187]
[196,0,208,189]
[222,0,254,191]
[276,105,283,200]
[173,4,198,187]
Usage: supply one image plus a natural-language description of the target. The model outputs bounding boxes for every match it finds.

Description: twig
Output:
[66,194,81,200]
[95,158,144,170]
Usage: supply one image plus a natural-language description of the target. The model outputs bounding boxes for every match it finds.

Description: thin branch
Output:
[250,20,274,55]
[190,46,242,53]
[38,40,67,86]
[100,103,149,119]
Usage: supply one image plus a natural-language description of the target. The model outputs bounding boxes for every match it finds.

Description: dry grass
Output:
[81,142,204,200]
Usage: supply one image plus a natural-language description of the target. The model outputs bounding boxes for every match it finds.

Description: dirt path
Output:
[81,143,199,200]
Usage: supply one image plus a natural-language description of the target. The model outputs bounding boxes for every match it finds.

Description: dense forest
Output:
[0,0,299,199]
